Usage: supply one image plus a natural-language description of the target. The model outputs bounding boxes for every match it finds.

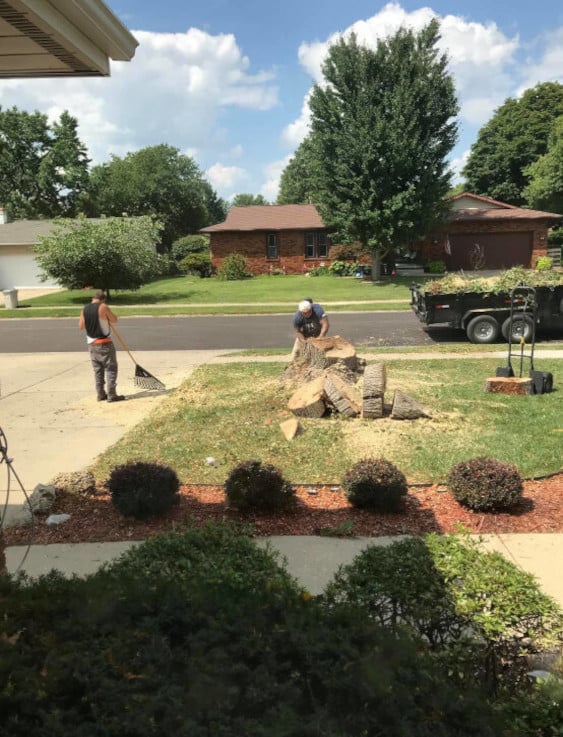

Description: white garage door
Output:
[0,245,58,289]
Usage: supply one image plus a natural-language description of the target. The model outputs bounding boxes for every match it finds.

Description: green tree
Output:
[463,82,563,205]
[34,216,166,294]
[231,193,269,207]
[0,106,89,219]
[201,179,228,224]
[523,116,563,213]
[277,137,318,204]
[308,23,458,279]
[85,145,213,249]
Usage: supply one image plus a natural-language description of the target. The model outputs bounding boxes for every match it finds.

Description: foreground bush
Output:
[217,252,252,280]
[341,457,407,511]
[224,459,295,511]
[106,461,180,519]
[0,525,496,737]
[447,456,523,511]
[323,533,563,695]
[178,252,212,277]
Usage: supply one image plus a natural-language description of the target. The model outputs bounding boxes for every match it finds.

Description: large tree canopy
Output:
[0,107,89,219]
[84,145,219,249]
[231,193,269,207]
[34,216,166,294]
[277,138,318,205]
[307,21,458,278]
[523,116,563,214]
[463,82,563,205]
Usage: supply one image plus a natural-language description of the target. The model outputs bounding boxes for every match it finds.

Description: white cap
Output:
[298,300,312,313]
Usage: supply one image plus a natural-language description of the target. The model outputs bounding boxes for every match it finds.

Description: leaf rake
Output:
[110,325,166,391]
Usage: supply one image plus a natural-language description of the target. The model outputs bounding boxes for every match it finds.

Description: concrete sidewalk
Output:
[2,350,563,608]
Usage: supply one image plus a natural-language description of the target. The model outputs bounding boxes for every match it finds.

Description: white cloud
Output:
[0,27,277,166]
[516,27,563,94]
[284,2,521,146]
[449,149,470,183]
[260,155,293,202]
[206,163,248,193]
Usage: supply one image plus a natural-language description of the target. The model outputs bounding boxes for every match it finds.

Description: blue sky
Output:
[2,1,563,204]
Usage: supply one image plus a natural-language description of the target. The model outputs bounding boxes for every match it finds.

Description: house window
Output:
[267,233,278,259]
[305,231,329,258]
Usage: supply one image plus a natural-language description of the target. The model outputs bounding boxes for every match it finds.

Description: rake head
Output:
[134,364,165,391]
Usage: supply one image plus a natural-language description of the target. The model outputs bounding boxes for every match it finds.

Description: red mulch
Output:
[4,473,563,545]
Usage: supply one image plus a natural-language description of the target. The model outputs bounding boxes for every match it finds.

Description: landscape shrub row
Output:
[1,524,561,736]
[106,455,525,520]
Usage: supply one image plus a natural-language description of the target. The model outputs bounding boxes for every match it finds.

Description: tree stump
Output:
[485,377,534,395]
[362,396,384,419]
[363,362,386,398]
[390,390,430,420]
[287,377,327,418]
[324,372,362,417]
[301,336,358,372]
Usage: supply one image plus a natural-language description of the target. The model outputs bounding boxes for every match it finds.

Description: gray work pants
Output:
[88,342,118,399]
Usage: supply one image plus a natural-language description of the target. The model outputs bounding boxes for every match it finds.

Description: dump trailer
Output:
[410,283,563,344]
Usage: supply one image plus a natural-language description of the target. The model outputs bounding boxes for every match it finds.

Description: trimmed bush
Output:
[178,252,213,277]
[224,459,295,511]
[171,234,209,261]
[217,252,252,280]
[341,457,407,511]
[425,259,446,274]
[106,461,180,519]
[536,256,553,271]
[447,456,523,511]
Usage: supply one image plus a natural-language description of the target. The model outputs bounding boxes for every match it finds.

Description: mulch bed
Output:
[4,473,563,546]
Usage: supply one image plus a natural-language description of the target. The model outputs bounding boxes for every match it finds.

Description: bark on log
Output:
[302,336,357,372]
[362,362,386,399]
[391,390,430,420]
[485,377,534,396]
[362,396,384,419]
[324,372,362,417]
[287,377,327,418]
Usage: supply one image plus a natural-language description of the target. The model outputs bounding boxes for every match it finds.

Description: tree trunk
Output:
[301,336,357,371]
[362,362,386,399]
[362,396,384,419]
[287,377,327,418]
[324,373,362,417]
[391,390,430,420]
[371,251,383,282]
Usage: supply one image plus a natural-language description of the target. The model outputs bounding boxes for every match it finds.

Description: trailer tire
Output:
[466,315,500,344]
[501,314,534,343]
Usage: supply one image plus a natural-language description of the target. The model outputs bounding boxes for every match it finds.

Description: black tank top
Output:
[83,303,109,339]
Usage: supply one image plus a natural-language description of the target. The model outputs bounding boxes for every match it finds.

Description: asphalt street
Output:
[0,312,463,352]
[1,312,562,352]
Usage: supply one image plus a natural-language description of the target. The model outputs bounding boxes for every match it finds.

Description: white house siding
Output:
[0,245,58,289]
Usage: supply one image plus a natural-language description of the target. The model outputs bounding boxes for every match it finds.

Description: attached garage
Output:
[447,231,533,271]
[0,244,57,288]
[421,193,562,271]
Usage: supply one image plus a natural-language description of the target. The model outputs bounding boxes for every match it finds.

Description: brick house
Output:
[420,192,561,270]
[201,195,561,276]
[201,204,332,275]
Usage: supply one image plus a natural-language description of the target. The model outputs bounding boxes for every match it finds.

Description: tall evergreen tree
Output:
[463,82,563,205]
[308,22,458,279]
[277,137,318,205]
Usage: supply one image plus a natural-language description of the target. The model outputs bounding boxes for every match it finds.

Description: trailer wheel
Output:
[501,314,534,343]
[466,315,500,344]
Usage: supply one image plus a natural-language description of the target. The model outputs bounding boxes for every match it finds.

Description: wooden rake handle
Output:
[110,324,138,367]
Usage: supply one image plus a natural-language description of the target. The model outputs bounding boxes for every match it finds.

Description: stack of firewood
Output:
[287,336,429,421]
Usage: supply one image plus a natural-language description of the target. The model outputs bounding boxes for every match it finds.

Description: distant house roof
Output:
[0,217,113,246]
[448,192,561,221]
[201,204,326,232]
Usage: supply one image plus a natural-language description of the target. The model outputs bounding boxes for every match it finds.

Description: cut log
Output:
[391,390,430,420]
[302,336,357,372]
[362,362,386,399]
[324,372,362,417]
[362,396,384,419]
[280,417,301,440]
[485,377,534,396]
[287,376,327,418]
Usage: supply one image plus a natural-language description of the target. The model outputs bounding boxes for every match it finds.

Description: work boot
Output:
[107,395,126,403]
[97,392,108,401]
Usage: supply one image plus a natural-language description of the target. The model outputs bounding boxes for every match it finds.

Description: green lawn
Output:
[2,274,422,317]
[92,358,563,485]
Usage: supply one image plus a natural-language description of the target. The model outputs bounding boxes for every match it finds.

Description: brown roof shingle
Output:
[451,207,561,222]
[201,204,326,232]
